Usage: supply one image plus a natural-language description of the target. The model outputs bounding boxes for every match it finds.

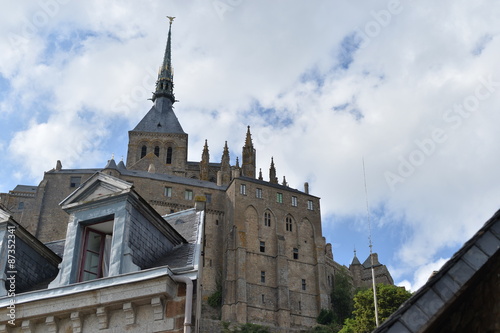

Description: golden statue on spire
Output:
[167,16,175,24]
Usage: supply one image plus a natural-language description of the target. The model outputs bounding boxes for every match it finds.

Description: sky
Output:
[1,0,500,292]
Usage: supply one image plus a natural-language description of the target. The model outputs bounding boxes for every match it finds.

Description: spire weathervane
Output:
[152,16,176,103]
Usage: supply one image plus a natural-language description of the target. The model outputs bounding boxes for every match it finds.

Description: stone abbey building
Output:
[0,20,393,332]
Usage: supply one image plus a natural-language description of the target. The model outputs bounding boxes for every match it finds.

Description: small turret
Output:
[200,140,210,181]
[269,157,278,184]
[241,126,256,178]
[218,141,232,185]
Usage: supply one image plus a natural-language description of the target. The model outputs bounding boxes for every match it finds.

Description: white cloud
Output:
[395,257,449,292]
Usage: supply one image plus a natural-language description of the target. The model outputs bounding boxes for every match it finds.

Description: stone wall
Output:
[0,274,181,333]
[221,178,325,331]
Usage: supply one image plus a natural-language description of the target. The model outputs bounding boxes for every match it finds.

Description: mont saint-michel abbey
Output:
[0,21,393,333]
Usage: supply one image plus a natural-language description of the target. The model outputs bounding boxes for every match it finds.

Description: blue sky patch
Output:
[472,34,493,56]
[332,102,364,121]
[248,100,294,129]
[41,29,98,64]
[299,66,325,89]
[336,33,359,70]
[0,74,10,100]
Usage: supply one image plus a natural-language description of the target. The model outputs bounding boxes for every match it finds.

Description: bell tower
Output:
[126,17,189,177]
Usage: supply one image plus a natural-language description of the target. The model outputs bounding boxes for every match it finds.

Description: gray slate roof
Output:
[146,208,202,271]
[132,97,185,134]
[119,167,225,190]
[12,185,38,193]
[372,209,500,333]
[44,239,66,258]
[351,255,361,265]
[362,254,382,269]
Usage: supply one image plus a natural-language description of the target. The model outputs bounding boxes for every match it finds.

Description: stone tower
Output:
[126,17,189,177]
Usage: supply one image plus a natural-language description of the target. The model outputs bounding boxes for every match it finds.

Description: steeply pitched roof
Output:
[372,210,500,333]
[146,208,204,272]
[351,255,361,265]
[362,253,382,269]
[131,97,185,134]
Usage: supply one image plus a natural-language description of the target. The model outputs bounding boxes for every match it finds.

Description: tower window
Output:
[293,248,299,260]
[154,146,160,157]
[291,196,298,207]
[185,190,193,200]
[141,145,147,158]
[164,187,172,197]
[256,188,262,199]
[276,193,283,204]
[308,200,314,210]
[286,217,293,232]
[264,212,271,227]
[240,184,246,195]
[70,176,81,188]
[166,147,173,164]
[18,202,24,210]
[302,279,306,291]
[260,241,265,253]
[261,271,266,283]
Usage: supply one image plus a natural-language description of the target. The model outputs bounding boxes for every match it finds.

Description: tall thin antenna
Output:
[363,157,379,328]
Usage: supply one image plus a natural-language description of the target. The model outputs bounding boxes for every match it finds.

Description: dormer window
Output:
[50,172,187,289]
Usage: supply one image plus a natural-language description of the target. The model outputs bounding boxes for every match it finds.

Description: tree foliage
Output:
[339,284,412,333]
[331,271,354,325]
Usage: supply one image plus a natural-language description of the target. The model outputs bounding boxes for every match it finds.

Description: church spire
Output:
[242,126,256,178]
[152,16,176,103]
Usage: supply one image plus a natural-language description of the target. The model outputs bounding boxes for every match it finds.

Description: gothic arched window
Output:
[141,145,147,158]
[166,147,173,164]
[154,146,160,157]
[264,212,271,227]
[286,216,293,232]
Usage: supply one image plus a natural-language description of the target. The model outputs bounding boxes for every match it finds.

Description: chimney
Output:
[194,196,206,211]
[304,182,309,194]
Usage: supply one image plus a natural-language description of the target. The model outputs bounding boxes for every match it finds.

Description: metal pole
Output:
[363,158,379,327]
